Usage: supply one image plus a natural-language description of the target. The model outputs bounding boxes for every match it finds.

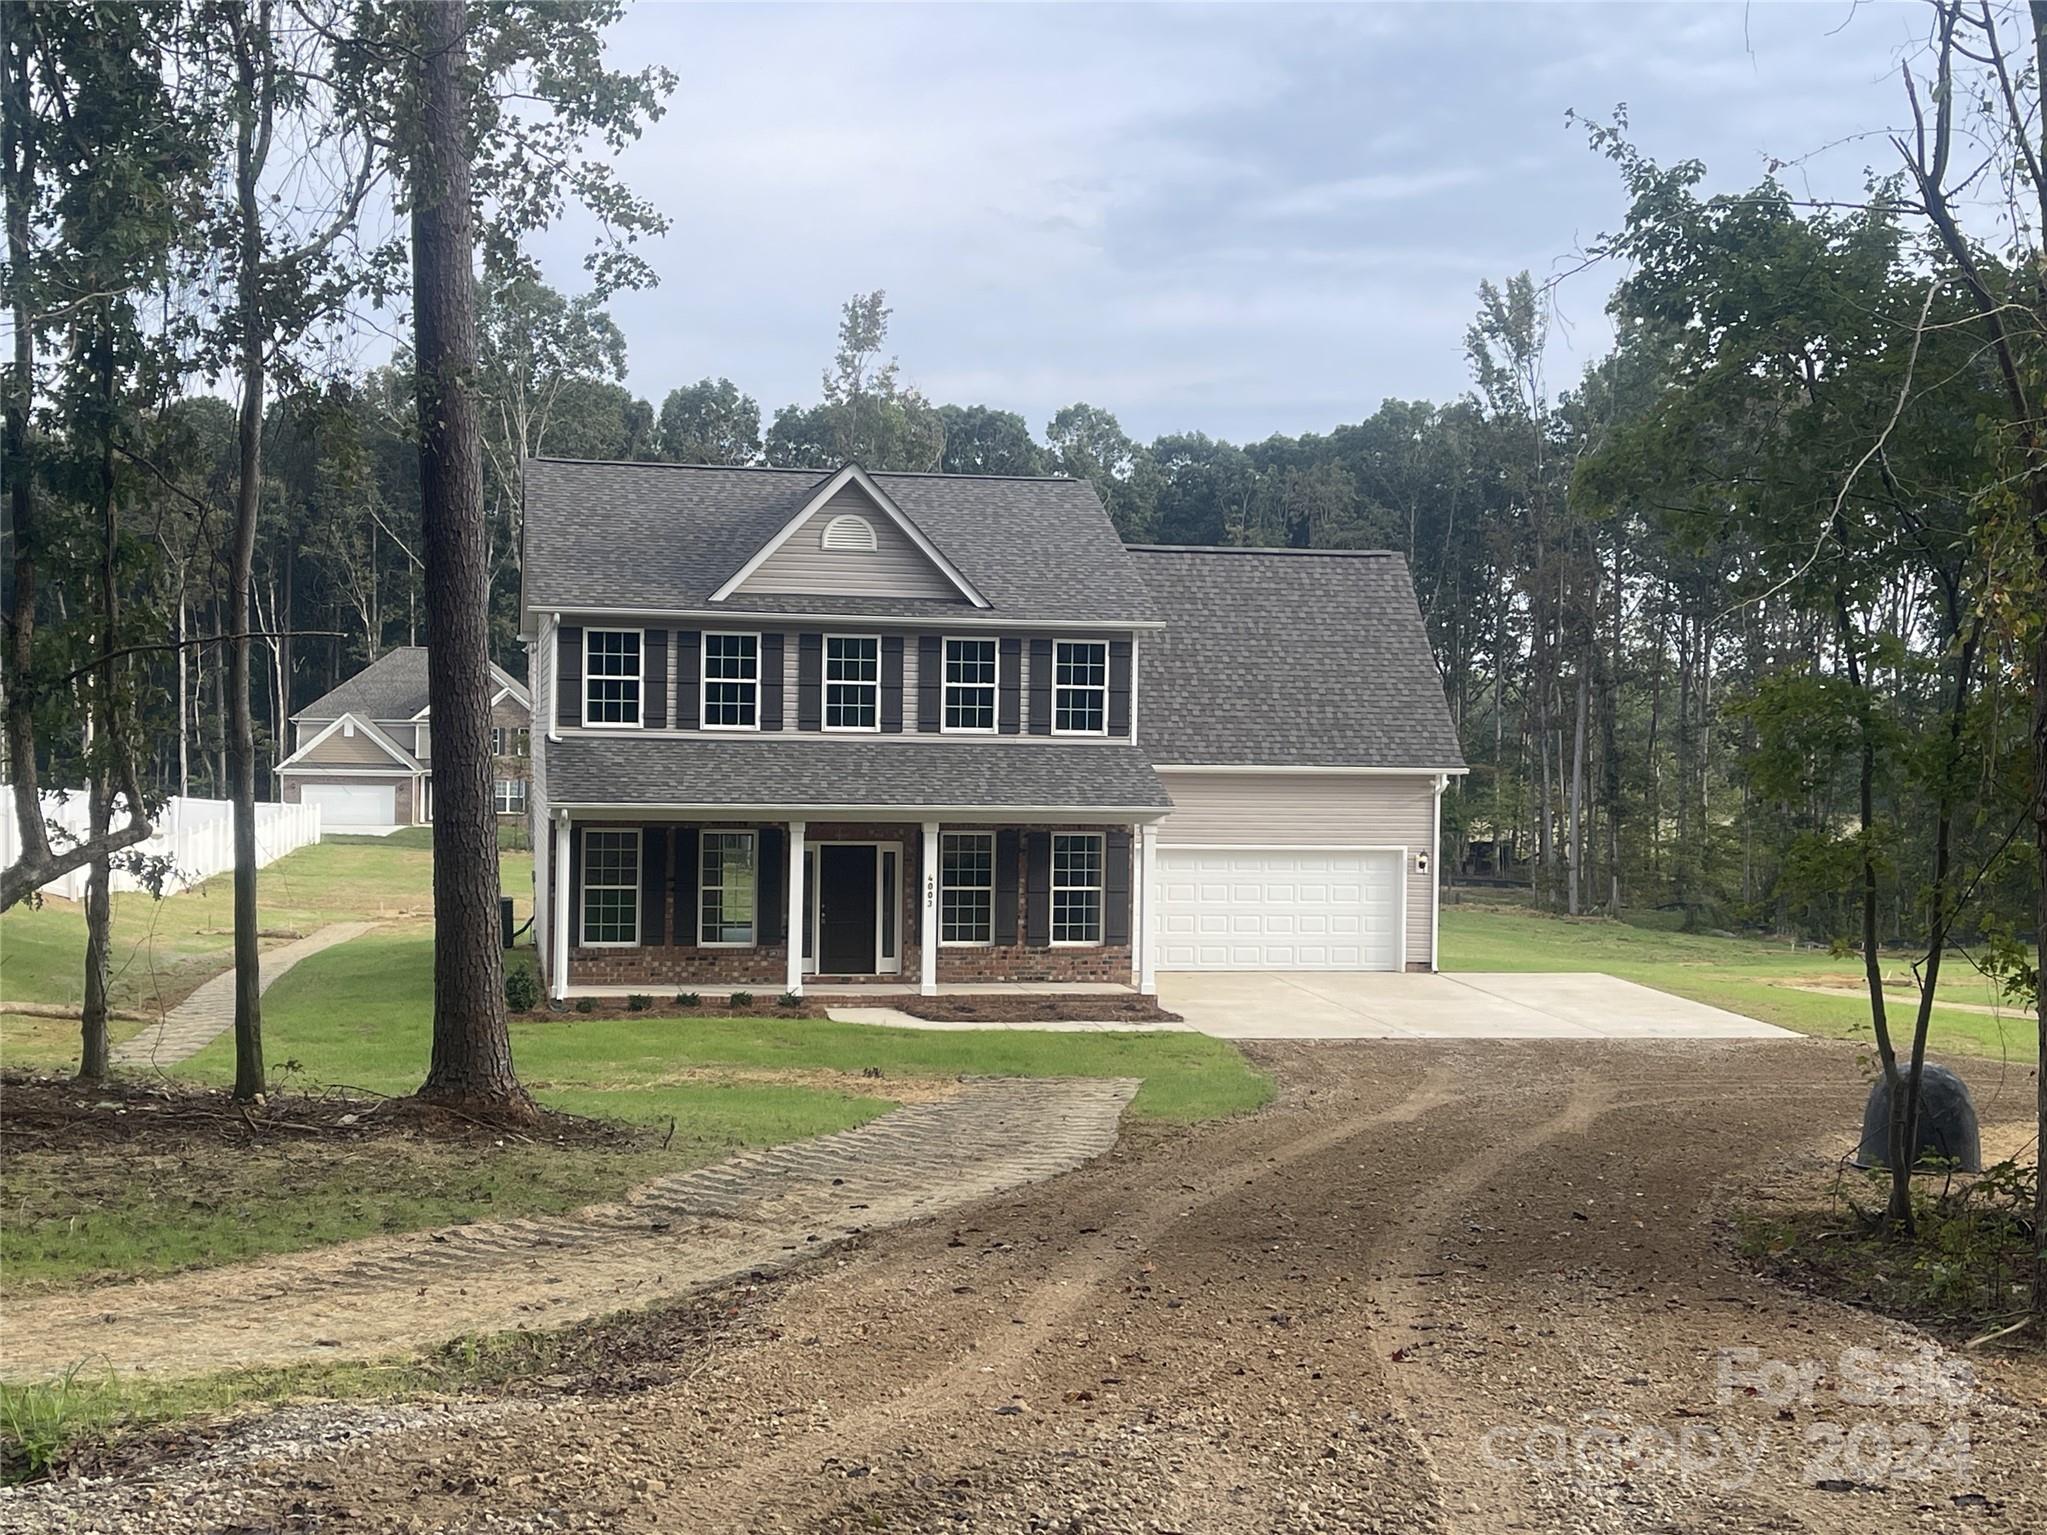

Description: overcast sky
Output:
[523,1,1928,445]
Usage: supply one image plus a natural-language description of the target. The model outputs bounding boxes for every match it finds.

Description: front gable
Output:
[276,712,420,772]
[713,464,988,607]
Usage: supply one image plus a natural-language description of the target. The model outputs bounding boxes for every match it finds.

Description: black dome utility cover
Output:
[1853,1064,1982,1172]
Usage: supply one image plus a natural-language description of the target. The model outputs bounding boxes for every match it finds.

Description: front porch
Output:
[541,814,1162,1000]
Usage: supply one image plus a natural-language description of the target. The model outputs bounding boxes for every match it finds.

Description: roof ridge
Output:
[1123,543,1398,558]
[528,455,1080,485]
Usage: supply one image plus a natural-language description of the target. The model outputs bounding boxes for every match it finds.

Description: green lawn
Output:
[1440,900,2033,1059]
[176,929,1269,1125]
[3,930,1264,1292]
[0,835,533,1071]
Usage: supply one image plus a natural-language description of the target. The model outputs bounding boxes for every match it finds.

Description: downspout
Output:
[1431,772,1446,971]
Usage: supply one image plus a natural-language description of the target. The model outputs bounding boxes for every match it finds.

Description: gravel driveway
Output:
[7,1038,2042,1535]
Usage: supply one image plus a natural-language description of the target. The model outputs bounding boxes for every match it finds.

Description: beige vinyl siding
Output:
[299,723,407,768]
[735,485,965,601]
[1156,771,1438,967]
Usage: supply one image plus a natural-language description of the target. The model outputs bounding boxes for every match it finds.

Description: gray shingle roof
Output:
[546,736,1171,812]
[522,460,1158,624]
[1130,546,1464,769]
[294,648,531,722]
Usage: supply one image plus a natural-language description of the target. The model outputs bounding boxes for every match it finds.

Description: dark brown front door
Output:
[818,844,877,974]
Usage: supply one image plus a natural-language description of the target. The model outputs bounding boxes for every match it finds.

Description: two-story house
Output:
[275,647,533,829]
[521,459,1463,1000]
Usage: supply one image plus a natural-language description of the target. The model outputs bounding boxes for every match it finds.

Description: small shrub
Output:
[727,990,755,1010]
[627,993,652,1012]
[674,991,701,1008]
[503,967,540,1013]
[574,996,597,1014]
[777,990,803,1010]
[0,1362,115,1484]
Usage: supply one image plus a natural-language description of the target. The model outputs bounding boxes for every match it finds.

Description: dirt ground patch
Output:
[615,1065,964,1104]
[5,1038,2043,1535]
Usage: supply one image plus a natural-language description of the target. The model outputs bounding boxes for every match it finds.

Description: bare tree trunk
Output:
[227,4,272,1101]
[411,0,529,1116]
[175,579,190,797]
[1567,658,1588,917]
[80,765,110,1081]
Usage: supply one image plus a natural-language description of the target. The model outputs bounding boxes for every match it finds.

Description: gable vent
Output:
[820,513,878,552]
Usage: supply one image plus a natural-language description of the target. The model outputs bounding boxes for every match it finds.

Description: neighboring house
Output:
[275,647,533,828]
[521,458,1464,1000]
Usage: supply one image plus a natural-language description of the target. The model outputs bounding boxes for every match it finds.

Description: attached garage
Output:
[301,782,397,827]
[1154,847,1402,970]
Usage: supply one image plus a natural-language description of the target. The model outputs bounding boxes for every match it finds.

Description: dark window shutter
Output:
[673,827,699,945]
[1103,829,1131,945]
[758,826,785,943]
[641,826,668,945]
[917,635,941,732]
[675,631,701,730]
[1024,830,1051,945]
[1027,639,1053,735]
[798,633,823,732]
[881,636,905,733]
[644,630,669,729]
[568,824,584,946]
[994,828,1020,944]
[998,637,1022,735]
[557,625,583,729]
[1107,639,1131,738]
[759,634,785,731]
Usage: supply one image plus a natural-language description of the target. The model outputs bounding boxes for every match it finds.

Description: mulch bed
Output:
[0,1071,643,1155]
[512,995,1181,1025]
[883,995,1183,1024]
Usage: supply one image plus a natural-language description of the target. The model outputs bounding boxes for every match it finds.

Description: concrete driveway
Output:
[1155,970,1796,1040]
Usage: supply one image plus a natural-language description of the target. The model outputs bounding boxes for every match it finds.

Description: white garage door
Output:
[1153,848,1402,971]
[302,783,396,827]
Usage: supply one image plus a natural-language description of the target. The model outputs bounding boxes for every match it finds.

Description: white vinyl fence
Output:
[0,791,323,902]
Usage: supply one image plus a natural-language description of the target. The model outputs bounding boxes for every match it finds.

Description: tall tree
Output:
[658,376,760,465]
[407,0,526,1114]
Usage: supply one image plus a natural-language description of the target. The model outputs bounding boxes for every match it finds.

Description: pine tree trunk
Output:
[228,11,267,1102]
[411,0,529,1117]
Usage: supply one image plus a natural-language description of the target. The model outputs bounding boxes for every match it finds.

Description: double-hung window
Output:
[580,829,640,946]
[699,830,758,945]
[824,636,880,731]
[493,778,527,815]
[492,727,530,758]
[944,638,997,732]
[703,633,760,729]
[940,832,994,945]
[1052,641,1107,734]
[584,629,642,727]
[1050,833,1104,945]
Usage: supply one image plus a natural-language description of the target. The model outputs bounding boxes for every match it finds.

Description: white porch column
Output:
[786,821,806,996]
[1137,821,1158,997]
[919,820,940,997]
[550,812,572,1001]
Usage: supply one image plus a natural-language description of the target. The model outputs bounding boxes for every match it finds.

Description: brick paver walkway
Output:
[110,922,376,1068]
[0,1075,1139,1381]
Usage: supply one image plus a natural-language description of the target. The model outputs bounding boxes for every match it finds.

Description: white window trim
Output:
[1049,830,1106,947]
[494,778,527,815]
[579,826,641,948]
[822,633,882,734]
[582,627,645,730]
[940,636,1000,736]
[700,631,762,733]
[939,830,996,947]
[697,827,760,947]
[1051,640,1109,738]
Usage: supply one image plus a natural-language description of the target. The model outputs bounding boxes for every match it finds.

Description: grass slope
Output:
[1440,900,2031,1060]
[0,837,532,1070]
